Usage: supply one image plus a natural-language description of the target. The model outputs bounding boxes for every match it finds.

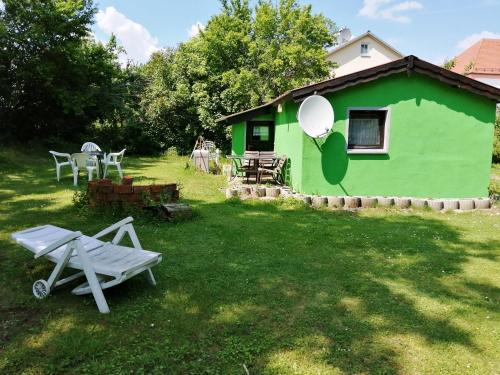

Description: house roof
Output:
[216,91,292,125]
[451,38,500,76]
[326,31,403,59]
[217,55,500,124]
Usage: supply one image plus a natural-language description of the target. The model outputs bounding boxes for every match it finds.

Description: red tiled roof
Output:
[451,38,500,76]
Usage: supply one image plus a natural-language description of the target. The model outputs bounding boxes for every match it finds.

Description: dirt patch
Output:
[0,307,42,351]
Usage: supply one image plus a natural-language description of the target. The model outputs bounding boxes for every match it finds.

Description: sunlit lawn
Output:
[0,149,499,374]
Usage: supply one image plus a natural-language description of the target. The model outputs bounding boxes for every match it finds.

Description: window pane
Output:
[253,126,269,141]
[349,118,380,146]
[348,110,387,150]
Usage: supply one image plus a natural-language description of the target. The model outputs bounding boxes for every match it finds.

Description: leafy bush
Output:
[493,115,500,163]
[0,1,127,143]
[72,189,90,213]
[489,180,499,200]
[90,119,162,155]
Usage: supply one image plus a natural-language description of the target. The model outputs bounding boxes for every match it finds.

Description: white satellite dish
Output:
[339,28,352,44]
[297,95,334,138]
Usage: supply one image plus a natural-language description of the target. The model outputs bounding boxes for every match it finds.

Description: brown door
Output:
[246,121,275,151]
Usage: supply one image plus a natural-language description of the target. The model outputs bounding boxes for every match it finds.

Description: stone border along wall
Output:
[88,177,179,207]
[225,187,492,211]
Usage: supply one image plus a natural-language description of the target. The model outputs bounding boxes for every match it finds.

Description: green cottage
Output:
[219,56,500,198]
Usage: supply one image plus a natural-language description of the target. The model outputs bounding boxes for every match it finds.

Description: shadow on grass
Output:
[1,196,499,374]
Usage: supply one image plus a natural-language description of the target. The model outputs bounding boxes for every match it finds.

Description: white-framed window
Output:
[360,43,370,57]
[346,107,390,154]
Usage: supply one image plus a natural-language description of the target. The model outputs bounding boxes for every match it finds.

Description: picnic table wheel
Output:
[33,279,50,299]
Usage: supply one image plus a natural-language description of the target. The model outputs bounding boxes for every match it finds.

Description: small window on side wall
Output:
[360,43,369,56]
[252,125,270,141]
[347,108,390,154]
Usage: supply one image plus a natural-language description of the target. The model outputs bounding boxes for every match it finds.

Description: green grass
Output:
[1,149,499,374]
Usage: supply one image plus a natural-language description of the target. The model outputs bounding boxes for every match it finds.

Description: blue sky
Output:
[92,0,500,65]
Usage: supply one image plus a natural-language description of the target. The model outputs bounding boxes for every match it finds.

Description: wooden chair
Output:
[258,155,287,185]
[258,151,276,169]
[11,217,162,314]
[243,151,259,182]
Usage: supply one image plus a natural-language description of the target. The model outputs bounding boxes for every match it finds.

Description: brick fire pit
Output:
[87,177,179,208]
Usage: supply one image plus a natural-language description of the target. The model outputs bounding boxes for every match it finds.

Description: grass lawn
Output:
[1,149,499,374]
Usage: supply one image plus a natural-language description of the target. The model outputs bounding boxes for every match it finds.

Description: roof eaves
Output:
[412,58,500,101]
[291,57,408,101]
[218,55,500,126]
[216,91,292,124]
[291,55,500,103]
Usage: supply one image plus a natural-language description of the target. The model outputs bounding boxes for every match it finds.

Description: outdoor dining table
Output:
[226,154,279,182]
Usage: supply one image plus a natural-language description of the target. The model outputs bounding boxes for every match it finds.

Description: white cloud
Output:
[457,30,500,51]
[96,6,159,65]
[0,1,4,11]
[359,0,423,23]
[359,0,391,17]
[188,22,205,38]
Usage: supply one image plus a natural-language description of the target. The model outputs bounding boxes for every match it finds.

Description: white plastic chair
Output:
[49,151,75,182]
[71,153,99,186]
[81,142,102,153]
[203,140,220,166]
[103,149,125,179]
[203,140,215,151]
[11,217,162,314]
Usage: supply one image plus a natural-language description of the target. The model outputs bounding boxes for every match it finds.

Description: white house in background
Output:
[327,31,403,77]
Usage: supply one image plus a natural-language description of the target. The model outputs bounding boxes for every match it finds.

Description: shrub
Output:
[493,115,500,163]
[489,180,499,200]
[90,119,162,156]
[72,189,90,213]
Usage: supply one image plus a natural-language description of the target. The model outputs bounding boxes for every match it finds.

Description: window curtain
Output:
[349,118,380,146]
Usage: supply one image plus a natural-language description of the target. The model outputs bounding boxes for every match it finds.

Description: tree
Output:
[0,0,125,142]
[167,0,337,150]
[138,49,201,153]
[1,0,338,154]
[442,58,456,70]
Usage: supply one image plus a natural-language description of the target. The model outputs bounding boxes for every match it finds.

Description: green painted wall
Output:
[231,122,246,155]
[274,101,304,191]
[298,73,495,198]
[230,72,495,198]
[231,114,276,156]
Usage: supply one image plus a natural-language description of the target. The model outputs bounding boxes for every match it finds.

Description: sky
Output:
[91,0,500,65]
